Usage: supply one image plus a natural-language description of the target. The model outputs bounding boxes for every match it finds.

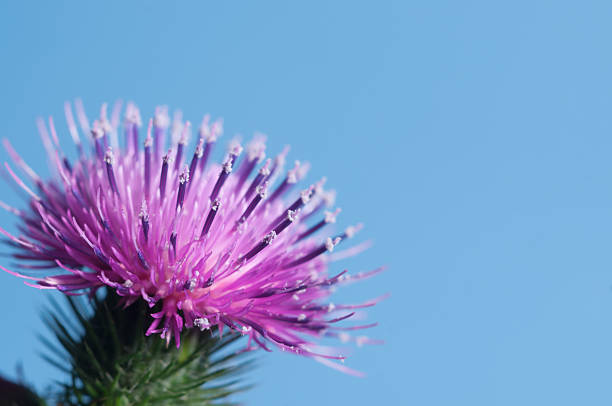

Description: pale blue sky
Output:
[2,1,612,405]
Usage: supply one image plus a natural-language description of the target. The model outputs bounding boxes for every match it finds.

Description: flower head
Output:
[1,101,383,375]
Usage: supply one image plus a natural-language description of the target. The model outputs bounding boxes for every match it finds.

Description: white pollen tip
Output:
[324,208,341,224]
[123,279,133,288]
[163,149,173,163]
[186,278,197,291]
[297,314,307,321]
[229,139,243,157]
[179,166,190,183]
[91,122,105,139]
[154,105,170,128]
[345,223,363,239]
[264,230,277,245]
[195,137,205,157]
[287,209,297,222]
[104,148,114,164]
[211,198,221,210]
[124,102,142,126]
[193,317,211,331]
[260,159,272,176]
[139,200,149,219]
[325,237,335,252]
[323,190,337,207]
[256,181,269,198]
[298,187,311,204]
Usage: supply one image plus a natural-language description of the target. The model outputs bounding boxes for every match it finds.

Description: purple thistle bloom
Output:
[1,101,384,375]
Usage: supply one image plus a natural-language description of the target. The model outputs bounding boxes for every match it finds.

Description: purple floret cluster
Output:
[2,101,383,375]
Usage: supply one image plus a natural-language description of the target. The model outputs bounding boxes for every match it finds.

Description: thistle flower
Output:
[1,101,383,375]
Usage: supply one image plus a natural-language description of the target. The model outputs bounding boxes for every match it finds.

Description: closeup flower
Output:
[1,101,383,375]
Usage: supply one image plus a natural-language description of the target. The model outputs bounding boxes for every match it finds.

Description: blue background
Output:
[1,1,612,405]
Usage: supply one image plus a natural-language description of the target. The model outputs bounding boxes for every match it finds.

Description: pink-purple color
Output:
[1,101,383,375]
